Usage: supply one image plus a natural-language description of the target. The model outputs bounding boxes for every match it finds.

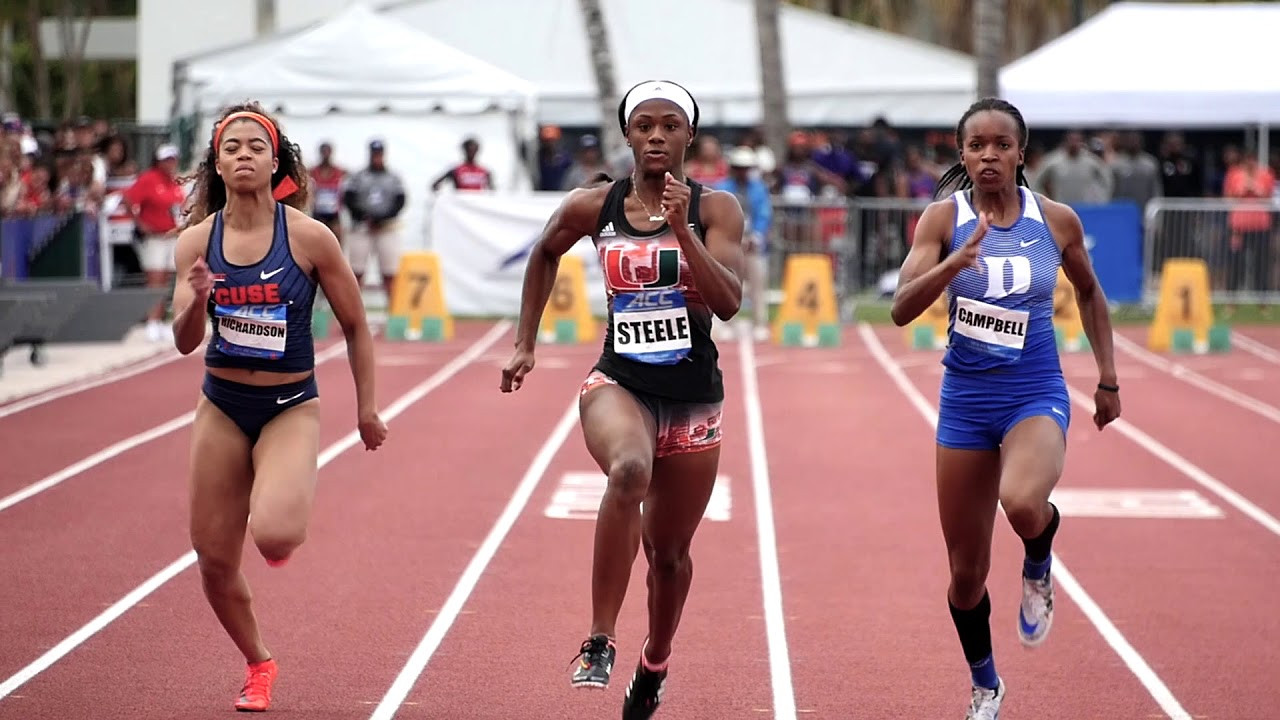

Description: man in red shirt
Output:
[308,141,346,245]
[431,136,493,192]
[123,143,187,341]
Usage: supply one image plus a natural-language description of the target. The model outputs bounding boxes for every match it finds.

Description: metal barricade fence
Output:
[1144,197,1280,305]
[764,196,930,319]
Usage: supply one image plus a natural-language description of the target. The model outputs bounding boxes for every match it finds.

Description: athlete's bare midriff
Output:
[206,365,314,386]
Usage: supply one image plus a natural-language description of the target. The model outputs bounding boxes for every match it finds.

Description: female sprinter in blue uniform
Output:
[890,98,1121,720]
[169,103,387,712]
[501,81,745,720]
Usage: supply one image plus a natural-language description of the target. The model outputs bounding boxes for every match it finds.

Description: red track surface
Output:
[1,319,1277,719]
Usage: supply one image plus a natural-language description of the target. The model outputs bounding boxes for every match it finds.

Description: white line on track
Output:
[1113,334,1280,424]
[0,350,182,419]
[0,320,511,702]
[0,342,349,515]
[1061,384,1280,539]
[1233,332,1280,364]
[857,323,1192,720]
[368,395,580,719]
[738,333,798,720]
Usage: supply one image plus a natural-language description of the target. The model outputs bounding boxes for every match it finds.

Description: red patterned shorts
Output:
[580,370,723,458]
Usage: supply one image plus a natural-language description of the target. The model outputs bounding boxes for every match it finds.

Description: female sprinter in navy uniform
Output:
[170,103,387,712]
[890,98,1121,719]
[501,81,744,720]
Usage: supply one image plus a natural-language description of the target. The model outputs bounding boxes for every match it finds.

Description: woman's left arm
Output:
[1048,199,1121,429]
[663,175,745,320]
[298,212,385,449]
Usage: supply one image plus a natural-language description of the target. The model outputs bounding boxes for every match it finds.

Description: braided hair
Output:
[933,97,1031,201]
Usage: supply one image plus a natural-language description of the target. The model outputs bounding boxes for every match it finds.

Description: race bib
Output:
[952,296,1028,362]
[214,304,288,359]
[612,290,692,365]
[314,188,339,214]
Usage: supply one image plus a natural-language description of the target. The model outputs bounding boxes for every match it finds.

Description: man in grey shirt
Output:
[1109,131,1162,212]
[343,139,406,300]
[1036,131,1113,205]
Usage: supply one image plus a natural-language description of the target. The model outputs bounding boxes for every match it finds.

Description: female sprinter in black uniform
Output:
[501,81,745,720]
[170,102,387,712]
[890,98,1121,719]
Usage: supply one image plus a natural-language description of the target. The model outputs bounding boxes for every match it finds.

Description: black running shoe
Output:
[570,634,615,688]
[621,661,667,719]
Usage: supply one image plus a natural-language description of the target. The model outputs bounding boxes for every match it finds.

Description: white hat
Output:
[155,143,179,161]
[727,146,758,168]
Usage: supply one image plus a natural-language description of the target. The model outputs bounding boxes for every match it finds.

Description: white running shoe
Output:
[1018,571,1054,647]
[965,678,1004,720]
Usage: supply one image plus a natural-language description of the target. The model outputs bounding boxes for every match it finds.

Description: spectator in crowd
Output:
[685,135,728,185]
[431,136,494,192]
[1036,130,1113,204]
[560,134,613,190]
[811,131,863,193]
[15,161,54,216]
[1222,147,1276,312]
[1109,130,1163,213]
[896,144,939,199]
[309,141,347,245]
[536,125,573,191]
[1158,132,1201,198]
[737,127,777,184]
[343,139,407,301]
[714,145,773,341]
[123,143,187,342]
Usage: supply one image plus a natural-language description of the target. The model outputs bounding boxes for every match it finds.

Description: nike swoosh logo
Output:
[260,268,284,280]
[276,391,306,405]
[1019,239,1040,248]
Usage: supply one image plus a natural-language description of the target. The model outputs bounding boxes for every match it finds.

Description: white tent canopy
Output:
[174,4,540,265]
[384,0,976,128]
[181,3,537,117]
[1000,2,1280,128]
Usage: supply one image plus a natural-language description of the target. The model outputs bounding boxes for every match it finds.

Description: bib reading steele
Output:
[215,303,288,359]
[952,296,1028,362]
[612,290,692,365]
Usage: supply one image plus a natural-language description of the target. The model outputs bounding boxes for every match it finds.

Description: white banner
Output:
[431,191,607,317]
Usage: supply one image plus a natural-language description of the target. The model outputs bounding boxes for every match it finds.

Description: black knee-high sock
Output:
[949,591,998,689]
[1022,502,1060,580]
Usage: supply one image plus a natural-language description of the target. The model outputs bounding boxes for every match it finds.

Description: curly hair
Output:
[933,97,1031,201]
[181,101,310,228]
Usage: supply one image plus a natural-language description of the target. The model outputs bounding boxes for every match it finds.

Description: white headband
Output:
[622,81,696,127]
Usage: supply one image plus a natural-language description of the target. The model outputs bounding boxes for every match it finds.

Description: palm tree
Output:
[578,0,625,164]
[755,0,789,166]
[974,0,1004,98]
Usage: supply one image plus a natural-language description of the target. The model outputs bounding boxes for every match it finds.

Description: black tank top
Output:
[590,177,723,404]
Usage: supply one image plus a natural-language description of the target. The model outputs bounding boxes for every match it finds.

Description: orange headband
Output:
[215,111,279,153]
[213,110,298,200]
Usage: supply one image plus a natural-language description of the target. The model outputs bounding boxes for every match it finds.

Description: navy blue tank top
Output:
[203,204,317,373]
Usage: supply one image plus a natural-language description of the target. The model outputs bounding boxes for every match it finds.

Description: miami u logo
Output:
[603,243,681,291]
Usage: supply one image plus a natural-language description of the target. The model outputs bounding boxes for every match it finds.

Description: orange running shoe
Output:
[234,658,278,712]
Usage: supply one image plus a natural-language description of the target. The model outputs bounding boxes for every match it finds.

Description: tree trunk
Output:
[973,0,1005,99]
[0,22,13,114]
[26,0,50,120]
[754,0,789,168]
[57,0,95,120]
[577,0,624,165]
[256,0,276,36]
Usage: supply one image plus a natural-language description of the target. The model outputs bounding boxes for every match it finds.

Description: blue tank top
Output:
[203,204,317,373]
[941,186,1061,377]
